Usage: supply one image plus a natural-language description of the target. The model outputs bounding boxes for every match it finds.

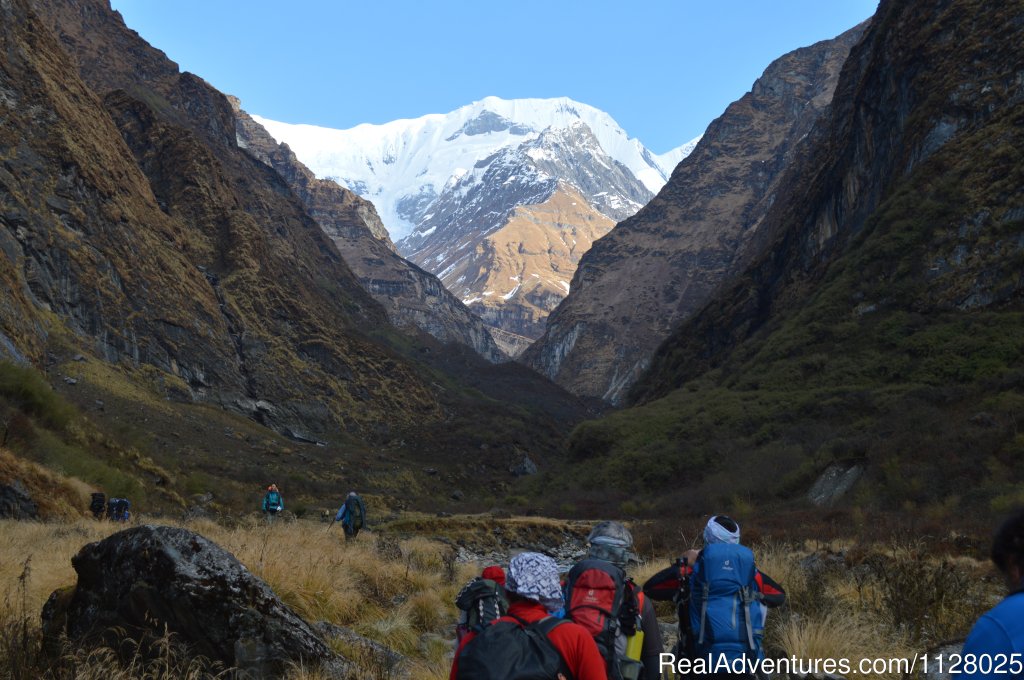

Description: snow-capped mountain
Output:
[255,97,698,354]
[255,97,692,240]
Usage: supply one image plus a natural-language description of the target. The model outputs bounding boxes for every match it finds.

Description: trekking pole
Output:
[326,518,336,533]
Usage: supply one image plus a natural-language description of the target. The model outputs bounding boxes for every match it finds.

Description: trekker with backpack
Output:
[334,491,366,540]
[455,565,508,644]
[956,508,1024,680]
[565,521,663,680]
[643,515,785,678]
[106,497,130,522]
[89,492,105,520]
[262,484,283,522]
[451,551,608,680]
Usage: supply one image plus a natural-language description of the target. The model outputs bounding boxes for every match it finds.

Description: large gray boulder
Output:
[42,525,348,678]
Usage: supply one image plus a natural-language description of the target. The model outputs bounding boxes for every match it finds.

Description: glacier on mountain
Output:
[253,96,698,242]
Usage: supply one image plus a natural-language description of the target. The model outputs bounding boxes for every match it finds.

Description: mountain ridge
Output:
[523,24,867,402]
[254,95,693,240]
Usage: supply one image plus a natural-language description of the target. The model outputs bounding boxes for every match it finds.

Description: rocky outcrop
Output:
[231,102,505,363]
[807,464,864,507]
[42,525,348,678]
[524,24,867,403]
[0,481,38,519]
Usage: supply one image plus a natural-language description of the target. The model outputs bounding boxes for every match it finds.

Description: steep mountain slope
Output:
[523,25,867,402]
[0,0,599,517]
[232,102,505,363]
[554,0,1024,517]
[17,0,439,441]
[257,100,697,351]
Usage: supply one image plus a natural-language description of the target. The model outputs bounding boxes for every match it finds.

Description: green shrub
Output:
[0,361,76,431]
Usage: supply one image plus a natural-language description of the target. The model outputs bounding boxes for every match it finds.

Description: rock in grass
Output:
[42,525,349,678]
[0,482,39,519]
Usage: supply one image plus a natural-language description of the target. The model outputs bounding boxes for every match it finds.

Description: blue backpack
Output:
[689,543,764,664]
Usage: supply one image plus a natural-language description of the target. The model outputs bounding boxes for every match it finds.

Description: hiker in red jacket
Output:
[451,552,608,680]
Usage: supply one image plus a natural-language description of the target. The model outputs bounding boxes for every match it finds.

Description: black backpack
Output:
[456,615,571,680]
[89,493,106,518]
[643,557,695,660]
[456,577,508,636]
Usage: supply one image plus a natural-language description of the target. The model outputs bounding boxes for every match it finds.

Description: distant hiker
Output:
[334,491,366,540]
[451,551,608,680]
[455,565,508,644]
[262,484,283,522]
[565,520,662,680]
[106,497,130,523]
[956,508,1024,680]
[89,492,106,520]
[643,515,785,676]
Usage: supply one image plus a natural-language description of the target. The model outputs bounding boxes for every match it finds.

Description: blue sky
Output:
[111,1,877,154]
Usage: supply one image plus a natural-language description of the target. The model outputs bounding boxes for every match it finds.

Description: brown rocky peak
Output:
[424,182,614,354]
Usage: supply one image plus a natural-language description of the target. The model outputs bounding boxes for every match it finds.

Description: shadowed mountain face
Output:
[551,0,1024,516]
[231,103,506,363]
[523,24,867,403]
[5,0,442,441]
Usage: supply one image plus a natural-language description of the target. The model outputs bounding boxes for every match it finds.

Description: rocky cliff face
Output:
[562,0,1024,514]
[523,25,867,402]
[4,0,440,440]
[232,103,505,363]
[635,0,1024,400]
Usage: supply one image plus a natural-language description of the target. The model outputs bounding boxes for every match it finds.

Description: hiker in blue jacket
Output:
[956,508,1024,680]
[262,484,283,522]
[334,491,366,540]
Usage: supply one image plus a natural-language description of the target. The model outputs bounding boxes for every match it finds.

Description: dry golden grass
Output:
[0,516,471,679]
[0,513,1005,680]
[769,609,912,680]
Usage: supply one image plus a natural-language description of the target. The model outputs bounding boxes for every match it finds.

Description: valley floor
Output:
[0,513,1004,679]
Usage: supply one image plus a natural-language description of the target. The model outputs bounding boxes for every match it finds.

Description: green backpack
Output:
[345,494,365,529]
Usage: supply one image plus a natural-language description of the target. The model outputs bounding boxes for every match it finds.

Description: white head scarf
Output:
[704,515,741,545]
[505,552,564,613]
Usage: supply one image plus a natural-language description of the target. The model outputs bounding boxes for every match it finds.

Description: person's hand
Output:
[682,548,699,564]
